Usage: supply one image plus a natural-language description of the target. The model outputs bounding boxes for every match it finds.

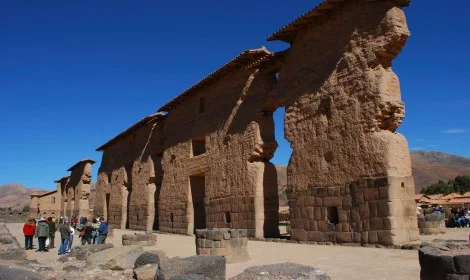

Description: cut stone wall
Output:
[419,245,470,280]
[418,213,446,235]
[288,176,418,245]
[196,229,249,263]
[122,233,157,246]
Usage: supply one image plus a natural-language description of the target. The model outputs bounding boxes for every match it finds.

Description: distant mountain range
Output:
[2,151,469,211]
[410,151,470,193]
[274,151,470,204]
[0,184,46,211]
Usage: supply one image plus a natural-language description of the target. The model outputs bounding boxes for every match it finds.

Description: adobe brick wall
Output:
[95,122,164,232]
[29,191,60,219]
[196,229,249,263]
[93,0,417,246]
[273,0,418,245]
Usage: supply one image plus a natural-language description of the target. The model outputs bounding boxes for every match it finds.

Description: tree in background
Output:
[421,175,470,195]
[22,205,30,212]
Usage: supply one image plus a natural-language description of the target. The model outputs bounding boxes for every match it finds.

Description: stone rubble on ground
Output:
[229,262,331,280]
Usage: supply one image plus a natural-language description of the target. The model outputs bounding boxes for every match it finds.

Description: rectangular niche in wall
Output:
[326,206,339,225]
[191,136,206,157]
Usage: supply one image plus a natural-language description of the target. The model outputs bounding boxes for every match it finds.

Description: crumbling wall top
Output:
[30,190,57,198]
[267,0,411,43]
[54,176,70,183]
[157,47,272,112]
[96,112,165,151]
[67,158,96,172]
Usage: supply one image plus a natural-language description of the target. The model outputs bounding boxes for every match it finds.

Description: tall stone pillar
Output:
[67,159,95,218]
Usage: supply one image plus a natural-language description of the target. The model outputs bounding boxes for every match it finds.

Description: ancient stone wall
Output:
[57,176,70,218]
[196,229,249,263]
[0,210,29,223]
[30,190,60,219]
[271,0,418,245]
[122,233,157,246]
[94,120,164,232]
[418,213,446,235]
[159,62,279,237]
[419,245,470,280]
[68,160,94,218]
[92,0,417,245]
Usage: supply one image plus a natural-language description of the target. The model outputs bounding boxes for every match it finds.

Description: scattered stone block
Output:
[134,264,157,280]
[60,243,114,262]
[156,255,225,280]
[0,265,45,280]
[419,244,470,279]
[196,229,249,263]
[229,262,331,279]
[134,250,168,268]
[86,245,144,270]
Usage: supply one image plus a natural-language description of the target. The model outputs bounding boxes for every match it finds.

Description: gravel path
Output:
[10,223,464,279]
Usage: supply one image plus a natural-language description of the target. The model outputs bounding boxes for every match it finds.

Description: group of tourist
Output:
[22,215,109,254]
[450,207,470,228]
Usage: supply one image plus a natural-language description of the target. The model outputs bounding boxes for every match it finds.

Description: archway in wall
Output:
[271,107,293,238]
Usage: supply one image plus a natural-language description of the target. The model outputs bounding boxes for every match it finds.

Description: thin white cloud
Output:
[415,138,425,142]
[441,129,468,134]
[410,147,424,151]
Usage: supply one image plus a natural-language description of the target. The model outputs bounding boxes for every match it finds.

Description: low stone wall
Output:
[419,244,470,279]
[122,233,156,246]
[195,228,249,263]
[418,213,446,235]
[0,211,29,223]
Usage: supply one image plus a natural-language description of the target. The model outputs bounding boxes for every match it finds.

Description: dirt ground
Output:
[6,223,470,279]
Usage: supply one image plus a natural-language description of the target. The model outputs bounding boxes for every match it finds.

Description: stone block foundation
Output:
[195,228,249,263]
[288,176,419,246]
[418,213,446,235]
[122,233,157,246]
[419,245,470,279]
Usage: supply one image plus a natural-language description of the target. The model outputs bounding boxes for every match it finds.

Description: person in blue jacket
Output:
[98,217,109,244]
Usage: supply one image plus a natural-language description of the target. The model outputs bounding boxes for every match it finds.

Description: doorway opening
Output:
[152,154,163,231]
[105,193,110,222]
[190,174,206,234]
[125,187,132,229]
[272,107,293,238]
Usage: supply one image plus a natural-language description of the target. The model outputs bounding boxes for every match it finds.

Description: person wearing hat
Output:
[34,217,50,252]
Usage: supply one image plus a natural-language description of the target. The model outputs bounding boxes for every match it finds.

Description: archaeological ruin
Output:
[30,0,419,246]
[30,159,95,219]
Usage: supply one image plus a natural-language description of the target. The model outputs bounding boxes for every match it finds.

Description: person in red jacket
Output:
[23,218,36,250]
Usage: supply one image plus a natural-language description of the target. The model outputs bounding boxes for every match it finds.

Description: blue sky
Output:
[0,1,469,190]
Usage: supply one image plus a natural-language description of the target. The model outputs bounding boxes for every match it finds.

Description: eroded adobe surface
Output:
[93,0,418,245]
[272,0,418,245]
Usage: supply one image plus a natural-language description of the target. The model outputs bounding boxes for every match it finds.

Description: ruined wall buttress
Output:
[161,68,279,237]
[94,123,163,232]
[275,1,418,245]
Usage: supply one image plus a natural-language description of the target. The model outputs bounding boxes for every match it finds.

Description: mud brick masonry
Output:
[30,159,95,219]
[32,0,419,246]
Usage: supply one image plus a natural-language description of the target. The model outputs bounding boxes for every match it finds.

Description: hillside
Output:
[0,184,46,211]
[411,151,470,193]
